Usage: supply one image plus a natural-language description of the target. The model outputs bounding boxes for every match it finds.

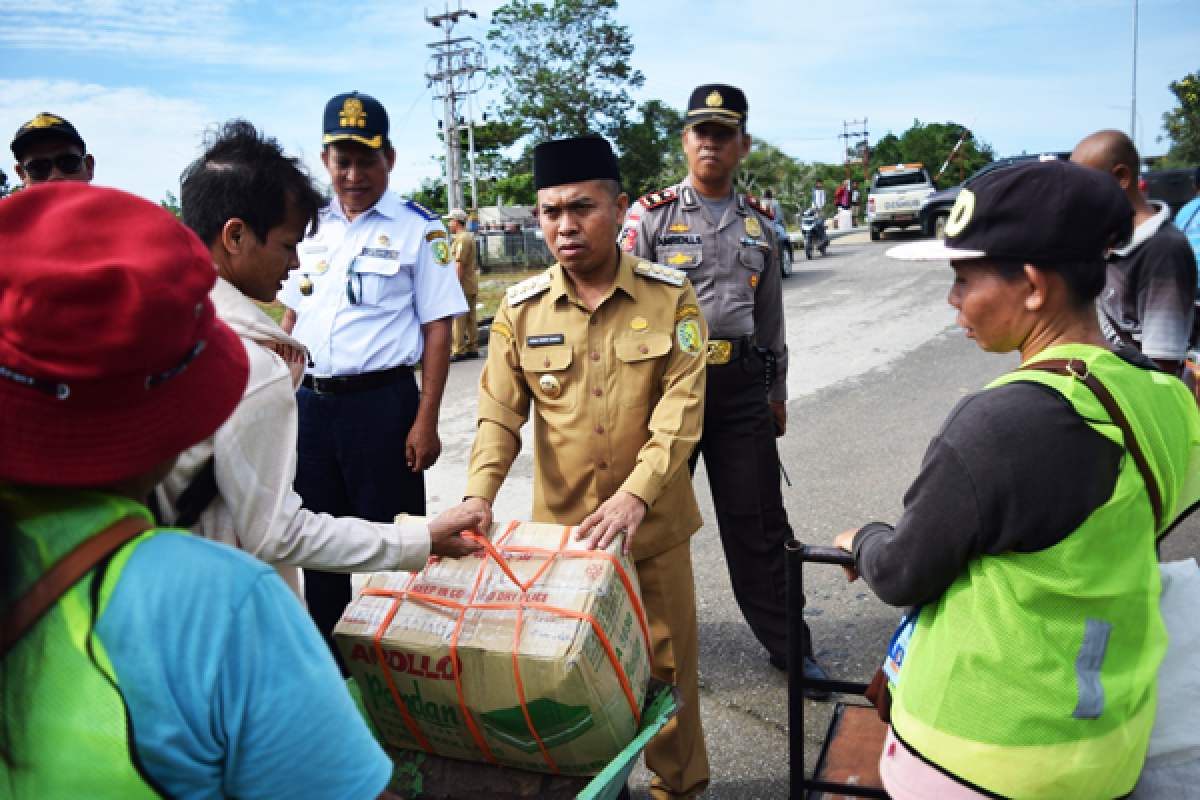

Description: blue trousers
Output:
[294,375,425,674]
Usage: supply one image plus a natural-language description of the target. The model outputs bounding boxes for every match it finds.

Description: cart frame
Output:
[787,540,890,799]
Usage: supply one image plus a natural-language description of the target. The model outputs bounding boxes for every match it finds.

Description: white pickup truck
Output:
[866,164,936,241]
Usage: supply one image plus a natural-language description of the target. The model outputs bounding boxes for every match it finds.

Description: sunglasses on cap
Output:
[21,153,87,182]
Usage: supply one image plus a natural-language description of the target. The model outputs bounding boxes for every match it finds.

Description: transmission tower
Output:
[426,2,486,211]
[839,119,869,184]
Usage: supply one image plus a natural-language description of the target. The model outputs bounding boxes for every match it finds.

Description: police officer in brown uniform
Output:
[448,208,481,361]
[449,137,711,799]
[622,84,827,687]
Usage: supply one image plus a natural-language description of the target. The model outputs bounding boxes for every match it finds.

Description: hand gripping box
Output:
[334,520,652,776]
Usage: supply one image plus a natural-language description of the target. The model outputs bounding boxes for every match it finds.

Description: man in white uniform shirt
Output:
[279,91,467,672]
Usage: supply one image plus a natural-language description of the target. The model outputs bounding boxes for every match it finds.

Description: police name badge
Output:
[676,318,702,357]
[432,240,451,266]
[744,216,762,238]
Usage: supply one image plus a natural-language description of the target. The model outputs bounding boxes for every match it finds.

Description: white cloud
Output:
[0,80,209,200]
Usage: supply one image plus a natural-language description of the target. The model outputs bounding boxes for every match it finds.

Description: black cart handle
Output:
[786,540,855,567]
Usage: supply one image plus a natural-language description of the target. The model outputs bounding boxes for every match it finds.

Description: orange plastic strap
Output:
[370,575,436,754]
[448,553,500,764]
[464,532,653,669]
[363,520,648,770]
[511,605,560,773]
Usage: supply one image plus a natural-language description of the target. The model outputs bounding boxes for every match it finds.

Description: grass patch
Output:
[477,268,545,319]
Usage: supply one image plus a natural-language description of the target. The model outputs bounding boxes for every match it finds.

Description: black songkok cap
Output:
[532,137,621,191]
[685,84,747,130]
[887,160,1134,265]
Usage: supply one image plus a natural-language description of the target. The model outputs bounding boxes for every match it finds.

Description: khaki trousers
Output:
[638,540,710,799]
[453,292,478,355]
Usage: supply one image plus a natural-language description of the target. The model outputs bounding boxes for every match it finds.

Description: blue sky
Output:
[1,0,1197,202]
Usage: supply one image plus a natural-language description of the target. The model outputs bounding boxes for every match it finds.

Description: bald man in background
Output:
[1071,130,1198,376]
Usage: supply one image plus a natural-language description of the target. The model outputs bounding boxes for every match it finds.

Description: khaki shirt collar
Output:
[548,251,640,309]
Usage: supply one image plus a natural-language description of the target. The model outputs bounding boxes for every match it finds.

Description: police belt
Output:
[301,365,413,395]
[706,338,750,366]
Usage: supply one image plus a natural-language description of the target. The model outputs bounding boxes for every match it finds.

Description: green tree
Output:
[488,0,644,141]
[614,100,685,198]
[869,121,994,189]
[160,190,182,220]
[871,134,903,168]
[404,178,447,212]
[1162,70,1200,166]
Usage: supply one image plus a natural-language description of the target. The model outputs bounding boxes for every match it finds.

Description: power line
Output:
[426,1,486,211]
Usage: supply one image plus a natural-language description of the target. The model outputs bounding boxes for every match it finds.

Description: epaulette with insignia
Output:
[637,188,678,211]
[634,261,685,288]
[746,195,775,220]
[405,200,440,220]
[506,272,553,306]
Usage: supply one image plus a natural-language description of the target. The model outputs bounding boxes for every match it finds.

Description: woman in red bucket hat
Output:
[0,183,399,798]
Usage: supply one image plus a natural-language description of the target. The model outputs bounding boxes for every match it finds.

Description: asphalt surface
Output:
[424,230,1200,798]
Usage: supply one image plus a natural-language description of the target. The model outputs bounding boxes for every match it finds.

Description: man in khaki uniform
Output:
[450,136,710,799]
[448,208,480,361]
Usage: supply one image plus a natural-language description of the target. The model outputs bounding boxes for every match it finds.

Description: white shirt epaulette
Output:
[634,261,686,288]
[506,272,553,306]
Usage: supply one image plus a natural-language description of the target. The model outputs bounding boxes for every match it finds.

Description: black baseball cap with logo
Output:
[887,160,1134,265]
[11,113,86,160]
[684,84,747,130]
[322,91,389,149]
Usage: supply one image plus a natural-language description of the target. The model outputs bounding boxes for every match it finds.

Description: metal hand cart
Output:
[787,540,891,799]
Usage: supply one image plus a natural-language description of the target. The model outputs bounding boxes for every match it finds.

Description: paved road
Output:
[424,230,1200,798]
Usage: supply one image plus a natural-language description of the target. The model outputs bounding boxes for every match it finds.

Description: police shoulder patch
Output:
[637,187,678,211]
[746,195,775,220]
[506,271,553,306]
[634,261,685,287]
[406,200,441,220]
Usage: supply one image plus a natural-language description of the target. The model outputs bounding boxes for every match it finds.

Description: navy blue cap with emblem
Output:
[323,91,389,150]
[685,84,747,130]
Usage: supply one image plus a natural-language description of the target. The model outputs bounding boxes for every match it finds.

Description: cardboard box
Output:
[335,520,652,776]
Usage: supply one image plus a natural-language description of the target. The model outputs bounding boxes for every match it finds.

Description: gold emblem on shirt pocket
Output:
[521,345,576,410]
[615,333,671,408]
[663,247,702,270]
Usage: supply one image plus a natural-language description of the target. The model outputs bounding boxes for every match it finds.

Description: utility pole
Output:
[426,2,486,212]
[839,119,869,182]
[1130,0,1139,142]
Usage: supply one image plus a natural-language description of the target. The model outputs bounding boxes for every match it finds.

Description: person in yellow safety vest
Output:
[833,160,1200,799]
[0,184,473,798]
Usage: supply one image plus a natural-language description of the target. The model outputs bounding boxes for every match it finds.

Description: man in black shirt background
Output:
[1071,129,1198,376]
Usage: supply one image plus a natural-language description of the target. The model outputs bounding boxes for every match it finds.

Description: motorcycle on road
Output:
[801,208,830,259]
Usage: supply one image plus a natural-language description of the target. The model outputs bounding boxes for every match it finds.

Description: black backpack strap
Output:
[146,456,219,529]
[173,456,219,529]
